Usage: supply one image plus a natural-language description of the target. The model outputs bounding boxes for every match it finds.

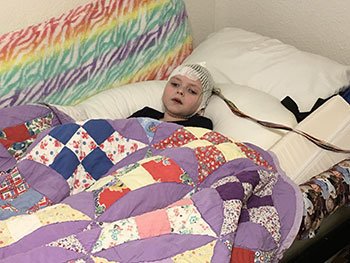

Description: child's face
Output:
[162,75,203,118]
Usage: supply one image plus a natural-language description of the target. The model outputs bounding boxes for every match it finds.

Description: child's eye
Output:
[171,82,179,87]
[188,89,198,95]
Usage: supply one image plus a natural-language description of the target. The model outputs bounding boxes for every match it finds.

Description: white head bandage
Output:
[168,62,215,115]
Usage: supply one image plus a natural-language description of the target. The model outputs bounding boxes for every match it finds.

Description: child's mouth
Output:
[172,98,182,104]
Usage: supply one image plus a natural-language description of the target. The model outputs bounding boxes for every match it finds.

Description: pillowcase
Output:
[184,27,350,112]
[52,80,297,150]
[0,105,74,171]
[51,81,165,121]
[204,83,297,149]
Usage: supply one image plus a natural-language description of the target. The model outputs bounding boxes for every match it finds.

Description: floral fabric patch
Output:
[0,112,54,160]
[200,131,233,145]
[25,135,64,165]
[221,199,242,236]
[137,118,161,143]
[254,170,278,197]
[167,203,217,237]
[235,142,275,170]
[152,128,197,149]
[36,204,91,226]
[47,234,87,254]
[248,206,281,244]
[195,145,226,183]
[92,218,140,253]
[67,164,96,194]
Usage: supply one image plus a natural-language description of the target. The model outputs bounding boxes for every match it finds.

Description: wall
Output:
[214,0,350,65]
[183,0,215,48]
[1,0,350,65]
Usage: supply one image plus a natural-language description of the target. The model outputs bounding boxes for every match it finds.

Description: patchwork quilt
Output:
[0,117,302,262]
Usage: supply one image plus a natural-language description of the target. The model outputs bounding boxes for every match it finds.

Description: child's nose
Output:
[177,86,184,95]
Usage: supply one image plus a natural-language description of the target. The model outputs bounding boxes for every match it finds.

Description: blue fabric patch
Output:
[49,123,80,144]
[82,119,114,145]
[0,188,44,220]
[137,118,161,143]
[50,147,80,180]
[8,188,44,210]
[0,205,22,220]
[82,147,113,180]
[341,87,350,103]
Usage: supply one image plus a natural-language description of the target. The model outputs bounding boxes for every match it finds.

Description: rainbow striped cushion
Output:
[0,0,193,108]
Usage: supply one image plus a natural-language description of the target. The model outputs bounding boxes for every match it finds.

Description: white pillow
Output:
[52,80,165,121]
[53,80,297,150]
[184,27,350,112]
[204,83,297,149]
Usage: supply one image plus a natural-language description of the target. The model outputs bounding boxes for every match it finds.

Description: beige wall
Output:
[214,0,350,65]
[183,0,215,47]
[185,0,350,65]
[1,0,350,64]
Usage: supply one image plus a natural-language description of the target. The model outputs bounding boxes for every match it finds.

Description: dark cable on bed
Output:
[213,88,350,154]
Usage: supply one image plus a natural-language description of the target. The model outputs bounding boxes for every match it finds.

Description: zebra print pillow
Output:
[0,0,192,108]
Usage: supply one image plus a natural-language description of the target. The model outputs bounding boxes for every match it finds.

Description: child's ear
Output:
[197,109,204,115]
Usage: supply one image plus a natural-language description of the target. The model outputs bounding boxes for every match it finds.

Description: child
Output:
[128,63,214,129]
[130,63,350,153]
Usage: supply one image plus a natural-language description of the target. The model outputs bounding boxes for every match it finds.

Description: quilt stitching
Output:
[0,118,299,262]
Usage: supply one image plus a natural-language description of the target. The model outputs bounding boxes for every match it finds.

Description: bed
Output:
[0,0,349,262]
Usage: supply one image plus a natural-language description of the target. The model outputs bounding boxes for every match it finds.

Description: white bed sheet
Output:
[270,95,350,184]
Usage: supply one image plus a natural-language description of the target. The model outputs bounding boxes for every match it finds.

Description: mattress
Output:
[270,95,350,184]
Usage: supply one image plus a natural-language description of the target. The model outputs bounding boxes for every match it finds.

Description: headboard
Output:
[0,0,193,108]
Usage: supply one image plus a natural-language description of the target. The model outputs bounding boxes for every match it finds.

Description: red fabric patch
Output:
[1,124,31,149]
[152,128,197,149]
[98,186,131,211]
[195,145,226,183]
[3,124,31,141]
[0,138,12,149]
[141,158,184,183]
[230,247,255,263]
